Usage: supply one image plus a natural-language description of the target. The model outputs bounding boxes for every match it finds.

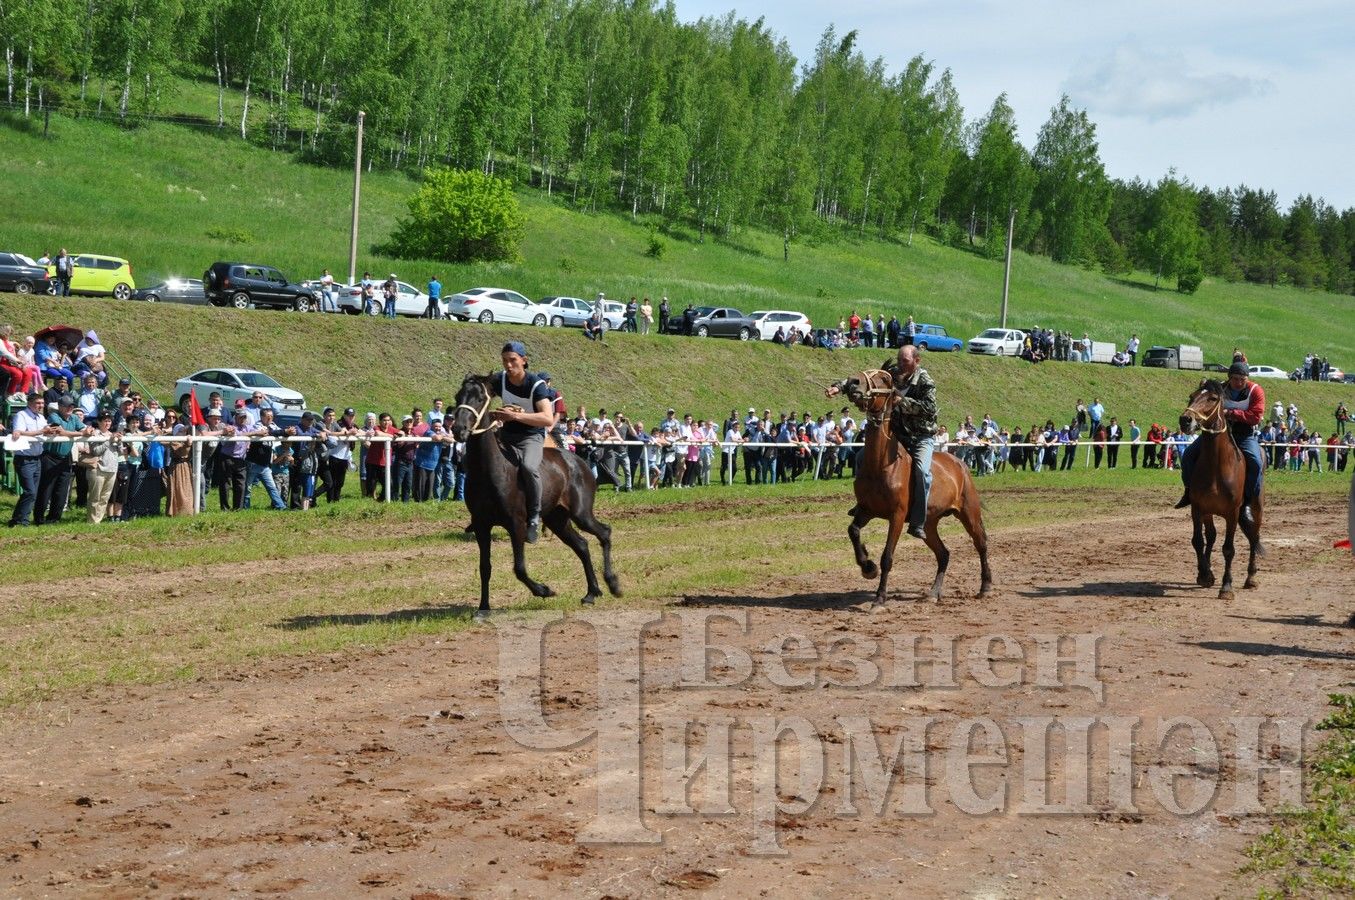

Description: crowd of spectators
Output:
[4,319,1350,526]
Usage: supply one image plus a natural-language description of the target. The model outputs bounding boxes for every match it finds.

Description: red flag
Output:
[187,387,206,427]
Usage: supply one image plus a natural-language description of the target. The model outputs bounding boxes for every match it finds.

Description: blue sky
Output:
[674,0,1355,210]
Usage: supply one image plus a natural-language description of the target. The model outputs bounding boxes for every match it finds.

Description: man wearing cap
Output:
[1177,361,1266,523]
[243,407,287,510]
[827,343,938,539]
[289,411,324,509]
[218,409,251,510]
[106,377,133,412]
[383,274,399,318]
[488,341,555,542]
[318,408,352,502]
[42,375,71,408]
[35,394,92,525]
[8,394,55,526]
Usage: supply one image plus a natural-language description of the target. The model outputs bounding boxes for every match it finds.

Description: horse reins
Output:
[1184,391,1227,435]
[455,389,500,436]
[853,369,894,426]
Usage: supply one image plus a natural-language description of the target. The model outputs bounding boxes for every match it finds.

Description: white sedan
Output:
[748,310,813,341]
[445,287,547,325]
[332,279,441,317]
[967,328,1026,356]
[1248,364,1288,379]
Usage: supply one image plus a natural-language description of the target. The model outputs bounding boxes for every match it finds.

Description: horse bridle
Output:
[852,369,894,426]
[1183,389,1227,435]
[455,385,501,436]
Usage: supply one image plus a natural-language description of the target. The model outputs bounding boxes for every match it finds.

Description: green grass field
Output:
[3,107,1355,373]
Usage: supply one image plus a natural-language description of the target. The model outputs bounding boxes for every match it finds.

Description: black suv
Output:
[0,251,51,295]
[203,262,321,312]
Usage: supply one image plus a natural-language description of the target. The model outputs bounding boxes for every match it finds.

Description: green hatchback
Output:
[46,253,136,299]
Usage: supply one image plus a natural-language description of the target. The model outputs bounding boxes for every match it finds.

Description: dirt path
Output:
[1,497,1351,897]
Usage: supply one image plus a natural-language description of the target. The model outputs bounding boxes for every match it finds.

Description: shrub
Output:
[645,230,666,259]
[1177,263,1204,294]
[206,227,254,244]
[381,167,525,263]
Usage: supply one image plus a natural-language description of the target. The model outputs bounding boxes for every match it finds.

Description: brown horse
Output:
[841,369,993,605]
[1180,379,1263,600]
[450,374,621,618]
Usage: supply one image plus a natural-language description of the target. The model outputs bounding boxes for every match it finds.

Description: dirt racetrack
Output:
[1,494,1352,898]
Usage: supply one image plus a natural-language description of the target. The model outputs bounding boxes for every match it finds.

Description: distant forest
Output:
[4,0,1352,292]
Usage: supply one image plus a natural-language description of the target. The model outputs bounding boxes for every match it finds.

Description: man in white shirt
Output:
[1126,333,1140,366]
[8,393,54,526]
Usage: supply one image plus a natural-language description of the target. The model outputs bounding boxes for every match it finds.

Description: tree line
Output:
[4,0,1353,292]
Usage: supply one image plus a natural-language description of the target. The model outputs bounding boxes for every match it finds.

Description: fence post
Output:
[191,436,202,514]
[384,437,392,502]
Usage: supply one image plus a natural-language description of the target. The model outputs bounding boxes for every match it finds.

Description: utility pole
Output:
[348,111,365,287]
[999,206,1016,329]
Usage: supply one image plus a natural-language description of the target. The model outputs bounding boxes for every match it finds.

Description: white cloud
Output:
[1066,41,1270,122]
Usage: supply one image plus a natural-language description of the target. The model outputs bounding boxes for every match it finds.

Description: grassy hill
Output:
[0,295,1350,435]
[1,108,1354,378]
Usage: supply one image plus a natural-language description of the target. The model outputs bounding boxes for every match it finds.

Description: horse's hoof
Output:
[1218,589,1235,602]
[861,562,879,579]
[605,574,623,596]
[473,608,490,622]
[1243,578,1258,590]
[533,584,556,598]
[580,595,597,606]
[976,584,994,598]
[1197,574,1214,588]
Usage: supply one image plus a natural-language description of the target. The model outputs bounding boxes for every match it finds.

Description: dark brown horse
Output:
[841,369,993,605]
[450,374,621,618]
[1180,379,1263,599]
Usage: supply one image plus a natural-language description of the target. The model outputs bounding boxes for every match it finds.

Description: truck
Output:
[1141,344,1204,370]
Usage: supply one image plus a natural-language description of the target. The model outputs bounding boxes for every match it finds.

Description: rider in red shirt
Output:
[1177,361,1266,523]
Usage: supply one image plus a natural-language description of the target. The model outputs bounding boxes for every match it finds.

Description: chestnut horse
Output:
[1180,379,1263,599]
[450,373,621,618]
[841,369,993,605]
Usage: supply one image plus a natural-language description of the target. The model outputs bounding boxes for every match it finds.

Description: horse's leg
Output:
[923,515,952,602]
[872,513,907,607]
[957,487,993,597]
[1193,512,1215,588]
[1218,514,1238,601]
[1241,496,1263,589]
[573,509,622,597]
[509,530,555,599]
[848,509,878,578]
[474,524,493,620]
[546,512,602,605]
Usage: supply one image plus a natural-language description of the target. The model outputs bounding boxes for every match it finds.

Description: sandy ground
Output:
[1,495,1352,898]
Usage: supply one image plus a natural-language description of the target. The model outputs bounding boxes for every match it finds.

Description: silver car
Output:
[175,368,306,415]
[537,296,593,328]
[445,286,547,325]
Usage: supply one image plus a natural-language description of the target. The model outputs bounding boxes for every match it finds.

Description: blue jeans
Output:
[434,458,454,500]
[1180,433,1263,502]
[384,298,397,318]
[904,437,934,529]
[246,462,286,509]
[393,458,413,501]
[9,455,42,525]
